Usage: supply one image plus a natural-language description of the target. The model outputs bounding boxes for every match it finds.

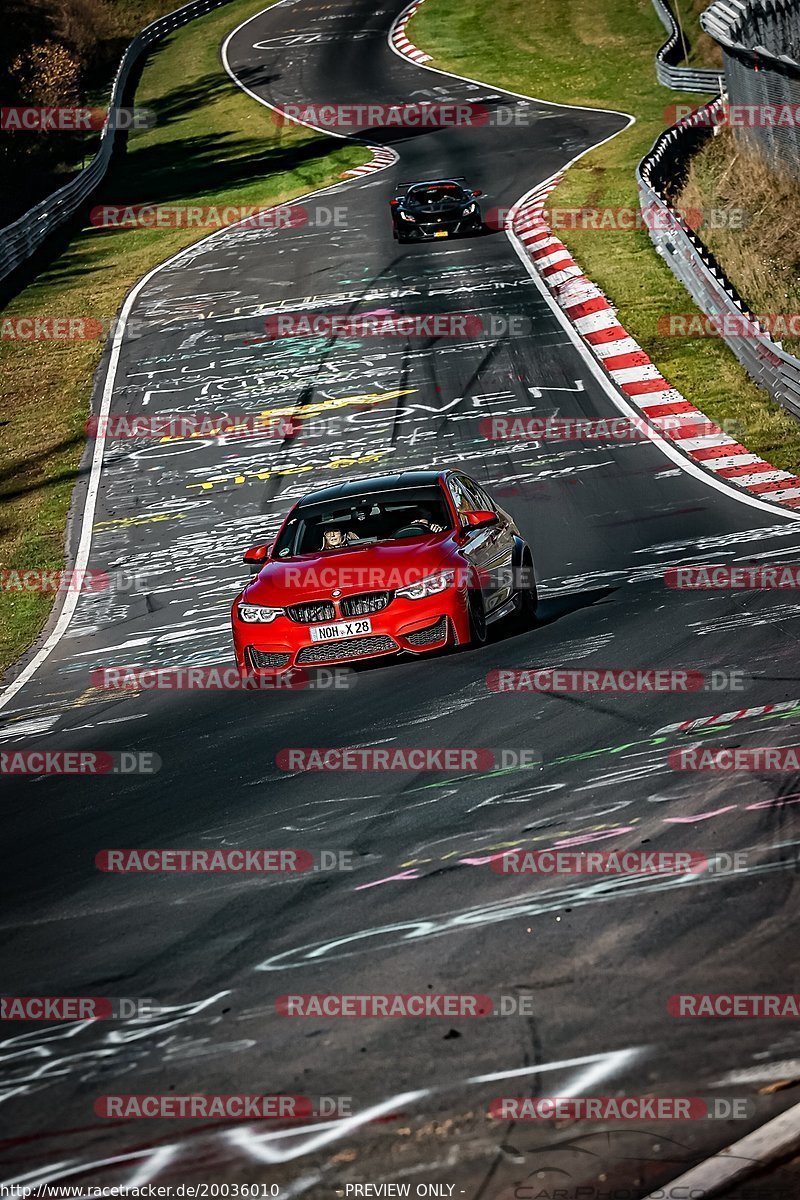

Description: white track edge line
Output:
[389,0,800,522]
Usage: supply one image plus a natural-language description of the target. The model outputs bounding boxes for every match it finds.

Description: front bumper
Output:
[232,592,467,672]
[395,213,482,240]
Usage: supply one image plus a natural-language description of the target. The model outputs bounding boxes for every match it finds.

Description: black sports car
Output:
[390,178,483,243]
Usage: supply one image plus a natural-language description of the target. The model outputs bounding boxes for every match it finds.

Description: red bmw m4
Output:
[231,470,537,675]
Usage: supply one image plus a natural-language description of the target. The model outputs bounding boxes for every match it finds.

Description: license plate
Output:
[434,230,449,238]
[310,618,372,642]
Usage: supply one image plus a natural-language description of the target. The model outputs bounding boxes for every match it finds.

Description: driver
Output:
[414,507,445,533]
[392,508,445,535]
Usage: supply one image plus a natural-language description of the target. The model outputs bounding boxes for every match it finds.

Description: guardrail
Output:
[651,0,725,92]
[0,0,235,286]
[636,94,800,421]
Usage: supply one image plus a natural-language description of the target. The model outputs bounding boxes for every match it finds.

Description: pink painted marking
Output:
[551,827,636,848]
[355,869,420,891]
[745,793,800,810]
[662,807,737,823]
[459,848,522,866]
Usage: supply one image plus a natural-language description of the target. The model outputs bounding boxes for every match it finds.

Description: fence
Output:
[0,0,236,286]
[651,0,725,92]
[636,94,800,421]
[702,0,800,173]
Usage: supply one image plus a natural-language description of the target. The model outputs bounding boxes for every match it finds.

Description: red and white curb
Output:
[508,177,800,511]
[655,699,800,737]
[390,0,432,63]
[342,146,399,178]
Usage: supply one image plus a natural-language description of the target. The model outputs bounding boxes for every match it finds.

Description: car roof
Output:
[295,470,446,508]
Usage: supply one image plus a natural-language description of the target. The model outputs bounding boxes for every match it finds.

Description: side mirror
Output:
[463,509,498,529]
[243,544,270,566]
[390,198,400,207]
[471,188,483,198]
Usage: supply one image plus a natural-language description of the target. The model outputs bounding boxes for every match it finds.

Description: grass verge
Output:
[408,0,800,473]
[673,0,723,70]
[0,0,368,677]
[677,126,800,359]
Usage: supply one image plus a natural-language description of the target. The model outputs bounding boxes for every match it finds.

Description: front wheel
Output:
[517,555,538,628]
[466,587,488,647]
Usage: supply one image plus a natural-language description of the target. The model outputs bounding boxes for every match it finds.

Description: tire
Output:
[466,587,488,647]
[517,553,538,627]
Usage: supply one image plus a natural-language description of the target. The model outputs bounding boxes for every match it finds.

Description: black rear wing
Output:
[394,176,466,193]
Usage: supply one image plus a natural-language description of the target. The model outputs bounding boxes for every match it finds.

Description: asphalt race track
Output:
[2,0,800,1195]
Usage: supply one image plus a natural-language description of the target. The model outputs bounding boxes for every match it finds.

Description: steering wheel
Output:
[392,523,428,538]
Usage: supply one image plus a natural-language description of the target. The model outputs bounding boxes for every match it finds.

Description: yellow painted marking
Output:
[259,388,415,422]
[187,452,389,492]
[93,512,185,530]
[156,389,416,443]
[69,687,140,708]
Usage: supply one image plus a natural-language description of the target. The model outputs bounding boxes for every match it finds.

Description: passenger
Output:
[321,527,356,550]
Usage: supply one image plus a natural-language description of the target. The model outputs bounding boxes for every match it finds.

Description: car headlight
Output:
[396,570,455,600]
[238,604,283,623]
[399,210,416,222]
[462,202,477,215]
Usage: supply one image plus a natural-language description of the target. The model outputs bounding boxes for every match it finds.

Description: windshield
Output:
[273,486,452,559]
[408,184,467,205]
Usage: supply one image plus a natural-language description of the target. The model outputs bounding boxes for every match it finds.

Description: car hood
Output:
[241,536,457,605]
